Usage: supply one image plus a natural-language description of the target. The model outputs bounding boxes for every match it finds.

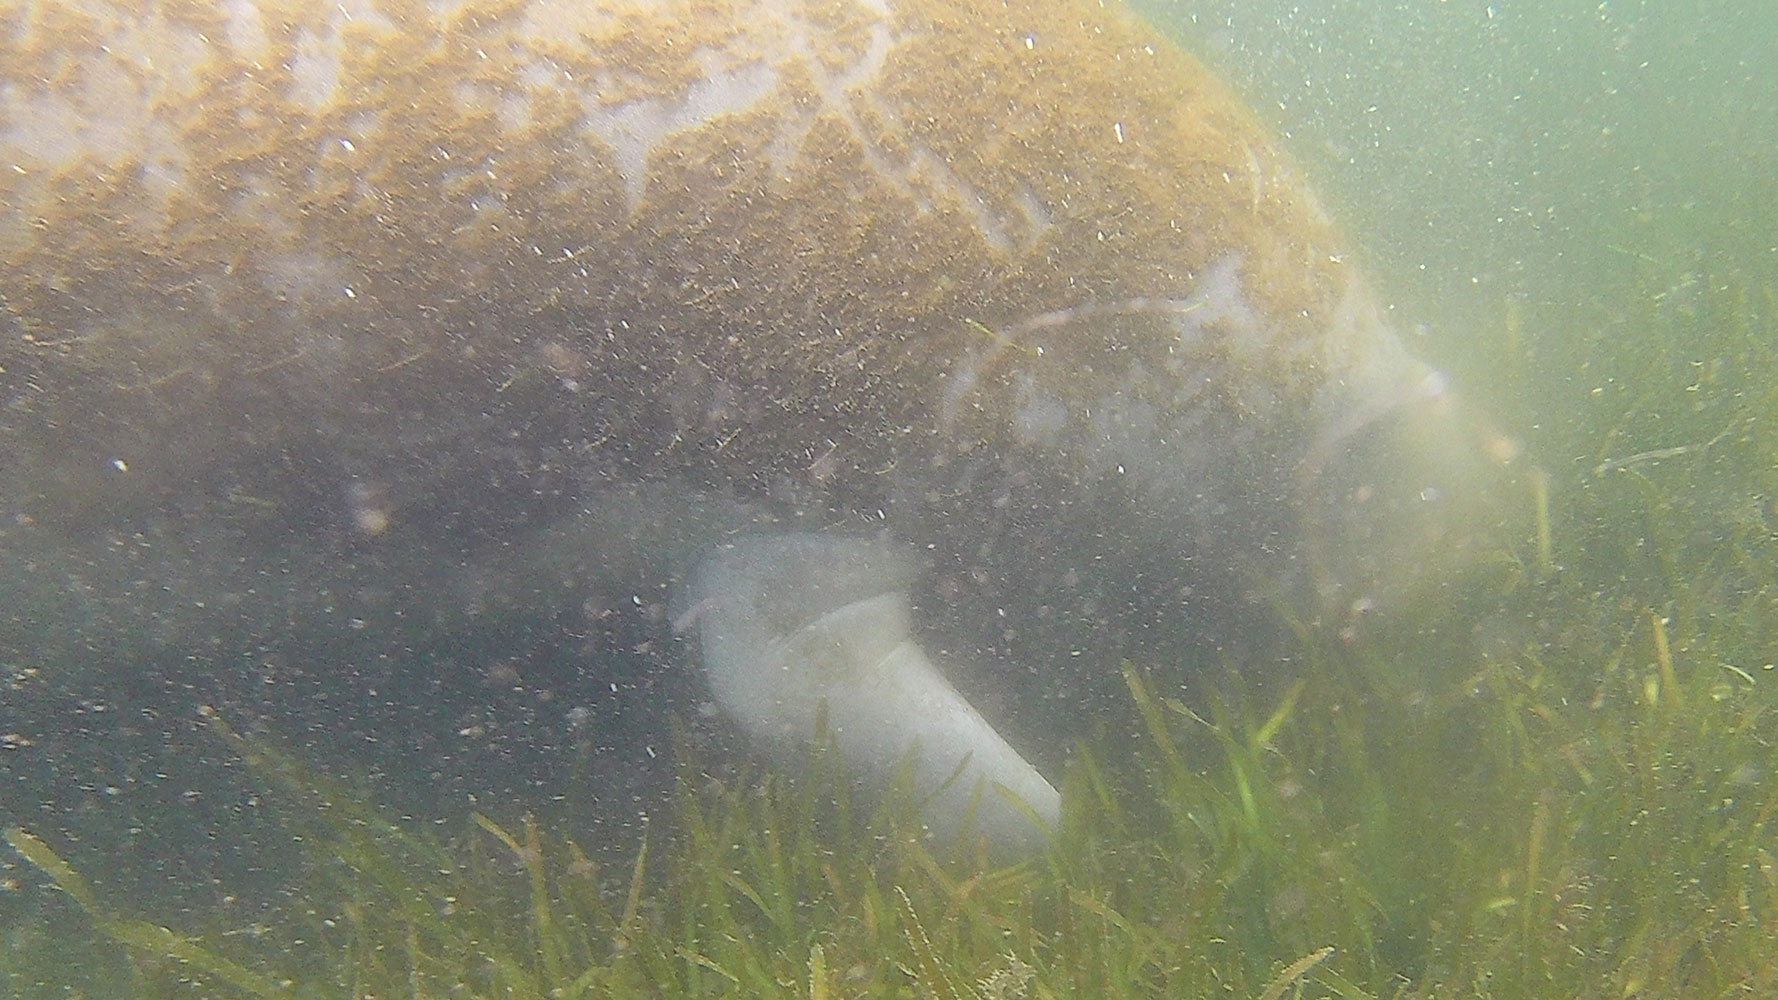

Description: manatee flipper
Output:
[684,534,1059,855]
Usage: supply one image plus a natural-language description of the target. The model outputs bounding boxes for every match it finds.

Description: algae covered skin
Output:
[0,2,1508,756]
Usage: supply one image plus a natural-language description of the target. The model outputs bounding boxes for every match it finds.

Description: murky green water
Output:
[1148,0,1778,305]
[3,2,1774,997]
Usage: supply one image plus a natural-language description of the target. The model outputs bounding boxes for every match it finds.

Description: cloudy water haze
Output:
[3,1,1774,996]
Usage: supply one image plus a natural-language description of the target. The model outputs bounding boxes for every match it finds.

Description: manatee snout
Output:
[1294,365,1525,634]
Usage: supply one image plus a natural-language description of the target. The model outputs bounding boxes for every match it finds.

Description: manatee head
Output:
[1293,351,1524,641]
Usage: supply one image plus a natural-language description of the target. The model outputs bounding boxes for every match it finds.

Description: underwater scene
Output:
[2,0,1774,996]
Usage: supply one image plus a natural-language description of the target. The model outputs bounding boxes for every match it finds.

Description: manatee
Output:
[0,0,1514,851]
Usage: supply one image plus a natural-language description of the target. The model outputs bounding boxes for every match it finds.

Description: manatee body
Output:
[1,0,1509,846]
